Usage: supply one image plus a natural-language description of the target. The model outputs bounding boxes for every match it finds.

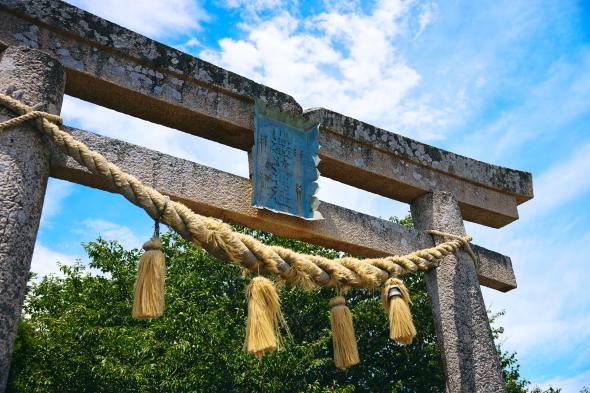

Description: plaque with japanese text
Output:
[251,103,322,220]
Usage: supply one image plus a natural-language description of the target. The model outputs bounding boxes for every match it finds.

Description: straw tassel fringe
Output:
[381,278,416,345]
[329,295,360,369]
[244,276,287,359]
[132,237,166,319]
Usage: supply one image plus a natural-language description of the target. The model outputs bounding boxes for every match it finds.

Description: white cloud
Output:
[469,210,590,377]
[456,49,590,163]
[477,225,590,374]
[200,0,449,140]
[41,178,74,225]
[78,219,142,250]
[538,369,590,393]
[523,141,590,218]
[416,2,437,38]
[30,243,79,277]
[175,37,202,53]
[224,0,284,15]
[67,0,208,39]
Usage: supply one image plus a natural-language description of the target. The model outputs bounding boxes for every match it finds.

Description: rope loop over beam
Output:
[0,92,477,290]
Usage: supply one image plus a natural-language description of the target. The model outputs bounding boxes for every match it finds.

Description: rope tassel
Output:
[381,278,416,345]
[132,237,166,319]
[132,197,168,320]
[329,296,359,369]
[244,276,287,359]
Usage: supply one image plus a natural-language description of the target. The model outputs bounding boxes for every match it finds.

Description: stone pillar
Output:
[411,192,506,393]
[0,47,65,390]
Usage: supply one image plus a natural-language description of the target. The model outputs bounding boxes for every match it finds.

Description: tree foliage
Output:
[7,227,556,392]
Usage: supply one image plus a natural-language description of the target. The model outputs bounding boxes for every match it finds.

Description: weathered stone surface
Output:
[309,108,531,228]
[50,127,516,292]
[0,0,533,229]
[307,108,533,201]
[411,192,507,393]
[0,0,301,114]
[0,6,260,148]
[0,46,65,391]
[472,244,516,292]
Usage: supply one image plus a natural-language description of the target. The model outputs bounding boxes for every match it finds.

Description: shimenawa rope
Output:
[0,92,476,289]
[0,93,478,366]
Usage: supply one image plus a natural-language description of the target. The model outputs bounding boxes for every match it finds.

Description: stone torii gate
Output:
[0,1,532,392]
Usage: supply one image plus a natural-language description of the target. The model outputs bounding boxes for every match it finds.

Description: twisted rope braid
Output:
[0,93,477,290]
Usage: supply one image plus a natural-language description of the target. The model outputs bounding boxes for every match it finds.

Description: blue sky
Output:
[32,0,589,390]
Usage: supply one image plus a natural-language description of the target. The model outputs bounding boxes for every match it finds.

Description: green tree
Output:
[7,226,555,392]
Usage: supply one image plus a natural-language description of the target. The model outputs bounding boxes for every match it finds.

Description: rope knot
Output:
[0,110,63,130]
[143,237,162,251]
[426,229,478,267]
[0,93,63,131]
[329,296,346,308]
